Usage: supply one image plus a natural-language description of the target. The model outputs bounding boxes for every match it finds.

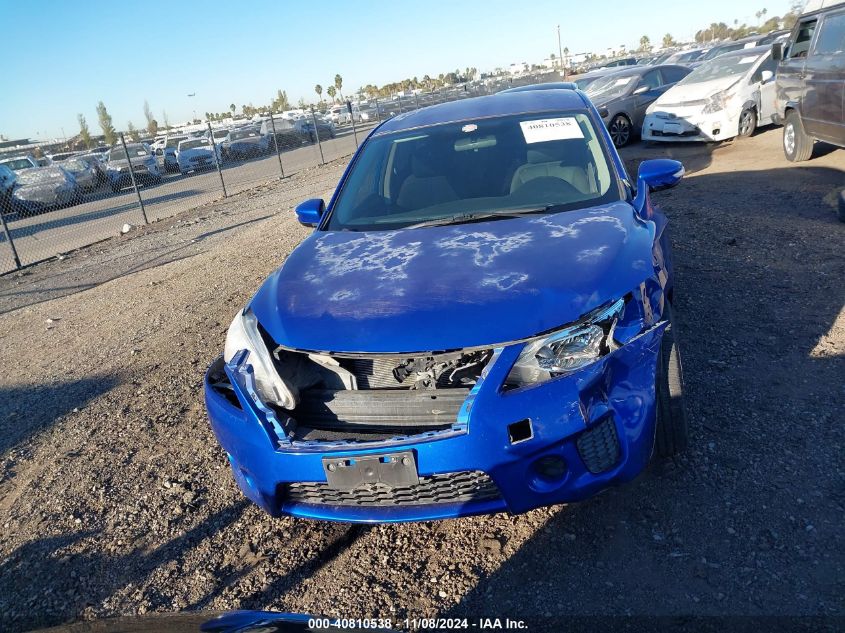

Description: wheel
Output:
[783,110,813,162]
[655,311,688,457]
[838,190,845,223]
[737,108,757,138]
[608,114,632,147]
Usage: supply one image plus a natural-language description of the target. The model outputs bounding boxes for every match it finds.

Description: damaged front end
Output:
[204,283,669,522]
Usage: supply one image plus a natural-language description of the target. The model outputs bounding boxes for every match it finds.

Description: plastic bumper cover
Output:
[204,324,666,523]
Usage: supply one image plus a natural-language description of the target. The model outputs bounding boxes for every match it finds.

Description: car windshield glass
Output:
[64,159,87,171]
[109,147,148,161]
[165,137,187,148]
[326,110,620,231]
[213,130,227,137]
[231,130,257,140]
[585,75,636,100]
[0,158,35,171]
[17,168,64,184]
[180,139,209,150]
[679,53,761,83]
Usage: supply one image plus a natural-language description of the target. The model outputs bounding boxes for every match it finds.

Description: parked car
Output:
[601,57,638,68]
[772,0,845,161]
[159,135,188,172]
[0,164,16,215]
[75,154,109,185]
[106,144,162,192]
[570,68,618,91]
[11,166,80,216]
[61,157,99,190]
[585,64,692,146]
[643,47,778,143]
[259,119,306,151]
[499,82,578,94]
[301,116,336,141]
[693,40,753,66]
[47,151,77,162]
[664,49,708,65]
[176,138,220,175]
[221,128,267,160]
[204,88,688,522]
[0,155,39,171]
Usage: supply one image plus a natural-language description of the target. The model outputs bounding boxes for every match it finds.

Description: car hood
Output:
[250,201,657,353]
[179,146,215,158]
[655,76,743,106]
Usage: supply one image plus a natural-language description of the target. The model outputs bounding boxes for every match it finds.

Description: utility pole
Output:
[557,25,564,77]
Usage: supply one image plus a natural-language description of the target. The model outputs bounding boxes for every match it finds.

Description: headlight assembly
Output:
[224,309,296,409]
[505,298,625,388]
[702,90,730,114]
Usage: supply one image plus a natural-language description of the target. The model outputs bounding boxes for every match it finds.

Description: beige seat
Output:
[397,152,458,210]
[510,149,594,195]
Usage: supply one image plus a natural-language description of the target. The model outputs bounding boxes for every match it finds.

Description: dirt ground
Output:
[0,127,843,631]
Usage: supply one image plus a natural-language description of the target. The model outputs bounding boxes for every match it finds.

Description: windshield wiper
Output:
[404,205,560,229]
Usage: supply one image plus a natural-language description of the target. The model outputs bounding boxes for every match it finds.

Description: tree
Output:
[77,113,92,149]
[314,84,323,103]
[639,35,651,52]
[230,103,236,115]
[334,74,344,101]
[271,90,290,112]
[126,121,140,142]
[662,33,676,48]
[162,110,171,130]
[143,100,157,136]
[96,101,117,145]
[327,86,337,102]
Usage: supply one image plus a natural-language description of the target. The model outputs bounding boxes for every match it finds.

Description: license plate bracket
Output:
[662,122,683,135]
[323,451,419,490]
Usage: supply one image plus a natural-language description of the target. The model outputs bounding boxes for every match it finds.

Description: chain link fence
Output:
[0,71,561,275]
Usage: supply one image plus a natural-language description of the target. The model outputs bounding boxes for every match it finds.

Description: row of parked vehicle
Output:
[557,2,845,157]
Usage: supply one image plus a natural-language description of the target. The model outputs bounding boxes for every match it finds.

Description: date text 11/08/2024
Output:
[308,617,529,630]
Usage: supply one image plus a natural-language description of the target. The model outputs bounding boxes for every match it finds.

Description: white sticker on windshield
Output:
[520,117,584,143]
[739,56,758,64]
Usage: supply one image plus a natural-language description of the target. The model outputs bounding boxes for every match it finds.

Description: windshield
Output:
[17,167,65,184]
[701,43,744,61]
[213,129,228,138]
[64,159,88,172]
[679,52,761,83]
[585,75,636,101]
[179,139,209,150]
[326,110,619,231]
[231,130,258,140]
[165,136,187,148]
[108,146,149,162]
[0,158,35,171]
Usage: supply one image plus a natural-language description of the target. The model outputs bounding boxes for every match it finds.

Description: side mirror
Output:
[633,85,650,96]
[597,106,609,118]
[295,198,325,227]
[638,158,685,192]
[772,42,784,61]
[155,148,163,156]
[761,69,774,83]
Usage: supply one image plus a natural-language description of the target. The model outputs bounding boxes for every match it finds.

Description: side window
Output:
[641,70,661,90]
[660,67,689,84]
[789,19,818,58]
[813,12,845,55]
[751,55,778,82]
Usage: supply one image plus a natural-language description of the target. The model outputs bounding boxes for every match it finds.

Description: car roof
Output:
[374,91,588,136]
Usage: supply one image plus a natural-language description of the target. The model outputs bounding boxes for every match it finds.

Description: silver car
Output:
[12,166,80,216]
[585,65,692,147]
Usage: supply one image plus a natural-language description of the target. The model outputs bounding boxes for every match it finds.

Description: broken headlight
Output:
[505,298,625,387]
[224,308,296,409]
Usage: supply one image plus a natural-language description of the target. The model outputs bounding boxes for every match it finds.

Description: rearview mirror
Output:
[633,85,650,96]
[761,70,774,82]
[772,42,784,61]
[638,159,684,192]
[295,198,325,227]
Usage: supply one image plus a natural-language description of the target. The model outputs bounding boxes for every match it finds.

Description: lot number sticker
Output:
[520,117,584,143]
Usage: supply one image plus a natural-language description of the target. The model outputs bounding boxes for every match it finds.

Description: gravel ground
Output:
[0,128,843,631]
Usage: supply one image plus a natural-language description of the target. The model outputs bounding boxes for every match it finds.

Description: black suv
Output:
[773,0,845,161]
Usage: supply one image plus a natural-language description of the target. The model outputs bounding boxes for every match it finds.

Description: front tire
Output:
[838,190,845,223]
[655,313,689,457]
[609,114,632,148]
[783,110,813,162]
[738,108,757,138]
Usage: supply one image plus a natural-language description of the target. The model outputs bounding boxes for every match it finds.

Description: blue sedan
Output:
[204,88,688,523]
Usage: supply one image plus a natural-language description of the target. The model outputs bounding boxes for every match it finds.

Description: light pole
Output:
[557,25,564,77]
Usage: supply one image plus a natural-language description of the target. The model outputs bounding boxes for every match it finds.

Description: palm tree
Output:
[327,86,337,103]
[229,103,236,114]
[662,33,675,48]
[334,74,344,101]
[314,84,323,103]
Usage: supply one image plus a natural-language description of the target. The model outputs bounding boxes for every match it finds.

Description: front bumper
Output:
[204,323,666,523]
[643,110,738,143]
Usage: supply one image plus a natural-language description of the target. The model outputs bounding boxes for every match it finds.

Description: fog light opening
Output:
[532,455,568,484]
[508,419,533,444]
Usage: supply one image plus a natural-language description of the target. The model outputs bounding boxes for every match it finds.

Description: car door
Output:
[803,8,845,143]
[778,17,816,123]
[750,54,779,123]
[631,69,664,129]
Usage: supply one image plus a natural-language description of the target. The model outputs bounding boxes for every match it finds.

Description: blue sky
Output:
[1,0,791,141]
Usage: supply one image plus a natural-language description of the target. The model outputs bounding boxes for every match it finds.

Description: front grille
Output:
[283,470,499,507]
[576,417,620,474]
